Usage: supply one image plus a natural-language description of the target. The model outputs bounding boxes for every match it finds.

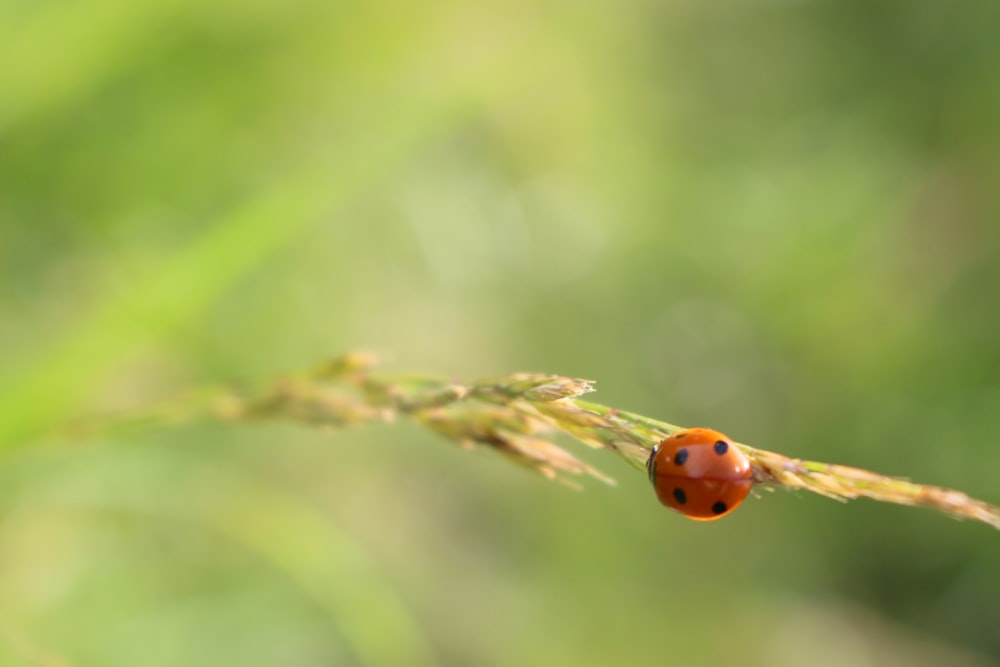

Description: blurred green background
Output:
[2,0,1000,665]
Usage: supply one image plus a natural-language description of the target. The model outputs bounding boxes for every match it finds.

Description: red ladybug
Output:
[646,427,752,520]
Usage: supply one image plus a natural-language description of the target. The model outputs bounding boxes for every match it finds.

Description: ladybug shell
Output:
[647,427,752,520]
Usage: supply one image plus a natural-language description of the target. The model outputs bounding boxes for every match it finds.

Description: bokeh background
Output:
[2,0,1000,665]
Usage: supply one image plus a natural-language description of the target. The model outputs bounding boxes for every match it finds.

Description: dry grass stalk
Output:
[82,352,1000,531]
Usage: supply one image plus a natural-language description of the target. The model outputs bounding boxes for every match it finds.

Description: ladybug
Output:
[646,427,752,520]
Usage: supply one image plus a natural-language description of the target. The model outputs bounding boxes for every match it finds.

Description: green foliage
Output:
[3,0,1000,665]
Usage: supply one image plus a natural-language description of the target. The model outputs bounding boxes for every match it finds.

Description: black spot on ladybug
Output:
[711,501,727,515]
[673,488,687,505]
[714,441,729,455]
[674,448,689,465]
